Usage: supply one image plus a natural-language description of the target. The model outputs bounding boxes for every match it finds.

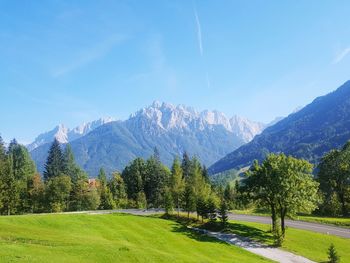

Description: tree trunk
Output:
[280,208,286,238]
[338,192,347,216]
[271,204,277,233]
[177,198,180,218]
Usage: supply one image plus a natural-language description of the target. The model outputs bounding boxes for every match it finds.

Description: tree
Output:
[45,175,72,212]
[27,173,45,213]
[69,171,90,211]
[0,135,6,160]
[108,171,127,208]
[218,199,229,228]
[144,155,170,208]
[8,143,36,212]
[181,152,191,179]
[183,182,196,219]
[244,154,319,239]
[136,191,147,209]
[44,139,64,181]
[62,144,80,183]
[170,157,185,217]
[0,154,19,215]
[122,158,146,201]
[97,168,115,210]
[164,187,174,215]
[318,142,350,216]
[328,243,340,263]
[207,195,217,222]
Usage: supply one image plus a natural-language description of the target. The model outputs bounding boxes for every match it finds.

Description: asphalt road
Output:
[84,209,350,239]
[229,213,350,239]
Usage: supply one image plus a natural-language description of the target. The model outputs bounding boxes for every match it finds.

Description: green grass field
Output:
[221,220,350,263]
[0,213,272,263]
[232,209,350,228]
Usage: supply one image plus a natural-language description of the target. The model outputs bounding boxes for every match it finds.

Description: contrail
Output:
[194,7,203,56]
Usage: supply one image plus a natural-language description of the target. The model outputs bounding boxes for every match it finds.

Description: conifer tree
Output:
[218,199,229,228]
[44,139,65,181]
[328,243,340,263]
[98,168,115,210]
[170,157,185,217]
[0,154,19,215]
[181,152,191,179]
[0,135,6,160]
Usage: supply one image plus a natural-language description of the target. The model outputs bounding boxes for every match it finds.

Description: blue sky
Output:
[1,0,350,143]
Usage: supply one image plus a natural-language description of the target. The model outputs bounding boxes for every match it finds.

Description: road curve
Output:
[229,213,350,239]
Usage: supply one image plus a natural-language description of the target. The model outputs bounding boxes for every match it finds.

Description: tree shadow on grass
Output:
[170,223,232,246]
[225,222,273,244]
[160,214,273,246]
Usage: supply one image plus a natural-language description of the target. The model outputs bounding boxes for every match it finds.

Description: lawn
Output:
[222,220,350,263]
[0,213,272,263]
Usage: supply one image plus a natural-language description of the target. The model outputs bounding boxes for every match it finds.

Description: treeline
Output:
[0,137,229,219]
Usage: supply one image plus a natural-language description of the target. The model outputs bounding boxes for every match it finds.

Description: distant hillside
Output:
[209,80,350,174]
[30,102,266,176]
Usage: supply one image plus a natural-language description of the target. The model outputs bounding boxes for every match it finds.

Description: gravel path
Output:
[191,227,315,263]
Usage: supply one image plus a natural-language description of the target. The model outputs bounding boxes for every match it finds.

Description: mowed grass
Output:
[0,213,272,263]
[225,220,350,263]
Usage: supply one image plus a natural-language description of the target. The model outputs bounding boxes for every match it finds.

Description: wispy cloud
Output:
[194,6,203,56]
[51,34,126,77]
[332,47,350,64]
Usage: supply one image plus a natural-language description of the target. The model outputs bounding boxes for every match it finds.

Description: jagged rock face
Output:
[29,102,266,176]
[209,80,350,175]
[27,117,115,151]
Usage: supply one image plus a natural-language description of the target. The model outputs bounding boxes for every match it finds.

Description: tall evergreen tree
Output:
[8,143,36,212]
[181,152,191,179]
[0,154,19,215]
[170,157,185,217]
[0,135,6,160]
[63,144,78,182]
[122,158,146,201]
[97,168,115,210]
[44,139,65,181]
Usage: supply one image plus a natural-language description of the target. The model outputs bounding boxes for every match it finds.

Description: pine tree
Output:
[7,143,36,213]
[122,158,146,201]
[328,243,340,263]
[218,199,229,228]
[44,139,65,181]
[97,168,116,210]
[170,157,185,217]
[207,196,217,222]
[0,154,20,215]
[63,144,78,182]
[181,152,191,179]
[164,187,174,215]
[0,135,7,160]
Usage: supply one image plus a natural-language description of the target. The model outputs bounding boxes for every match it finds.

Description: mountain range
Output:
[29,102,266,176]
[209,80,350,174]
